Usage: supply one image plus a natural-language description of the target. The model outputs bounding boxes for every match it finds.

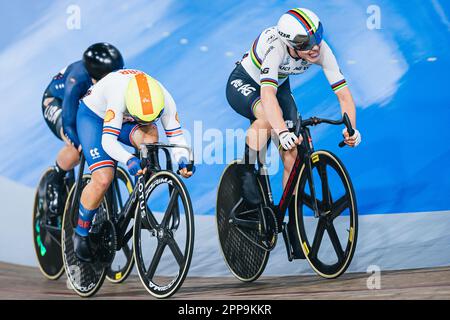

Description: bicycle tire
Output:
[62,175,110,297]
[32,167,65,280]
[216,161,270,282]
[133,171,194,298]
[106,166,135,284]
[295,150,358,279]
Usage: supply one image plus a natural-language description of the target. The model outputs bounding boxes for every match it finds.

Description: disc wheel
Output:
[216,161,270,282]
[62,175,111,297]
[295,150,358,279]
[32,167,68,280]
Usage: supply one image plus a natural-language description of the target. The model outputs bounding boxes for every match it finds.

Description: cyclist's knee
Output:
[91,168,114,191]
[281,148,297,169]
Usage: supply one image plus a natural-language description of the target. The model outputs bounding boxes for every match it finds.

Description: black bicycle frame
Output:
[113,144,181,248]
[257,122,315,228]
[256,113,354,227]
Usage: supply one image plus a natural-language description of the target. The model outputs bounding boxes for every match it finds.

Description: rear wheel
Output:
[106,166,135,284]
[216,161,270,282]
[32,167,68,280]
[295,150,358,279]
[62,175,111,297]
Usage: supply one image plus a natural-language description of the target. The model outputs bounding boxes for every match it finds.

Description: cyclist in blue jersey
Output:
[42,43,124,208]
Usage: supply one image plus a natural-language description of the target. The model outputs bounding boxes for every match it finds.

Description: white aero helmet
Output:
[277,8,324,51]
[125,73,165,123]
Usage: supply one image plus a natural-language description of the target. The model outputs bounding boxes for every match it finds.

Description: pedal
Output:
[91,220,117,266]
[282,223,294,262]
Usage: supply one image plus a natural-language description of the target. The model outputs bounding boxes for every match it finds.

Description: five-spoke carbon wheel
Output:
[133,171,194,298]
[295,150,358,279]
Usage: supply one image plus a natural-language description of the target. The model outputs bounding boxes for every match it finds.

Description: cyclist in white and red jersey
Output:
[73,69,194,262]
[226,8,361,259]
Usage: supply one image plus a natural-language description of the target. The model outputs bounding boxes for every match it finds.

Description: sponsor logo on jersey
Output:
[104,110,115,123]
[267,34,277,43]
[119,69,144,75]
[44,105,62,124]
[261,68,270,75]
[90,148,101,160]
[263,46,275,60]
[294,66,309,72]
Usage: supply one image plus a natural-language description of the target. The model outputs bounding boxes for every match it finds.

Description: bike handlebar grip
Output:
[343,113,355,136]
[177,162,196,175]
[140,158,149,170]
[295,116,302,137]
[339,113,354,148]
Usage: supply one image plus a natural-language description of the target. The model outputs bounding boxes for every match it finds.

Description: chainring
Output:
[91,220,117,266]
[235,205,278,252]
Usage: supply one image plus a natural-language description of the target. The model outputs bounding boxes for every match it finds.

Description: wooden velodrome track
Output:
[1,262,450,299]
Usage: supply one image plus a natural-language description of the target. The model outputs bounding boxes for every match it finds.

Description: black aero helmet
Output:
[83,43,124,80]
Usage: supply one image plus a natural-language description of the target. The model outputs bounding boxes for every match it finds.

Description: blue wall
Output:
[0,0,449,215]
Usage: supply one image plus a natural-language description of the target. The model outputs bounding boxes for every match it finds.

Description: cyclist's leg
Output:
[276,78,299,188]
[226,63,270,205]
[276,79,304,258]
[74,103,116,261]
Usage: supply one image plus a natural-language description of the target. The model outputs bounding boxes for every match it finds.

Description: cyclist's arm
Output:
[62,77,87,148]
[159,82,190,163]
[101,87,134,165]
[318,41,356,128]
[259,46,288,134]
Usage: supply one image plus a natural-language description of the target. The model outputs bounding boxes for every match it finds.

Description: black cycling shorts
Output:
[42,87,63,140]
[226,63,299,129]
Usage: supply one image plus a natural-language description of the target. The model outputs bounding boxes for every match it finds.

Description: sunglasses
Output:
[128,108,164,125]
[289,22,323,51]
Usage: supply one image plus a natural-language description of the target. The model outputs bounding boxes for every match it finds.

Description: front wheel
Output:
[133,171,194,299]
[295,150,358,279]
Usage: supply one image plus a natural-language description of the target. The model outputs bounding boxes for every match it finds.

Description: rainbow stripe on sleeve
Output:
[331,79,348,92]
[165,127,183,138]
[250,35,262,69]
[103,126,121,137]
[261,78,279,89]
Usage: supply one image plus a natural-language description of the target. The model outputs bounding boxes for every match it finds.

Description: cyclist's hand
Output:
[343,128,361,147]
[178,157,195,178]
[279,130,301,151]
[127,157,146,176]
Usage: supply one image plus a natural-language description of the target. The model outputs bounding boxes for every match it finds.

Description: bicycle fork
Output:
[304,155,320,218]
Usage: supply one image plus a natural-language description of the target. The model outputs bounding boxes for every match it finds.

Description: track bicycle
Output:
[216,113,358,281]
